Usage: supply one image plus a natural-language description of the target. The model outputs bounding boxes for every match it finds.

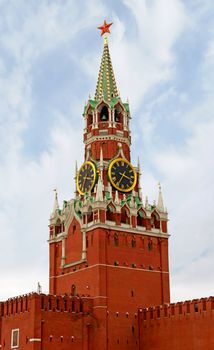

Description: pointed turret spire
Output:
[51,189,59,217]
[145,196,149,210]
[95,21,119,102]
[75,161,78,197]
[157,182,164,212]
[95,176,104,202]
[114,190,120,205]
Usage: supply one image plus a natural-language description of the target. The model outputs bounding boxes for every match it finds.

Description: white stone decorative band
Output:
[29,338,41,342]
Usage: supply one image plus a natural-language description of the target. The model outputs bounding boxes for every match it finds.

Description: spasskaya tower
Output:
[49,20,170,350]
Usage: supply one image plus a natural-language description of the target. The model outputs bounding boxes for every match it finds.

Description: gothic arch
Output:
[114,102,124,123]
[106,202,116,222]
[55,218,62,235]
[113,233,119,246]
[137,207,146,227]
[87,206,93,224]
[121,205,130,225]
[86,106,93,127]
[151,210,160,229]
[97,102,110,122]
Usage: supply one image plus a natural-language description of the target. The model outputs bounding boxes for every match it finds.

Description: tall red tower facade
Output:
[49,22,170,349]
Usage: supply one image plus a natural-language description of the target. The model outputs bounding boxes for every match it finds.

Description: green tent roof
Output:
[94,40,119,102]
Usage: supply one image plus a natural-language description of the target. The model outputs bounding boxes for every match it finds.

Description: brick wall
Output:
[138,297,214,350]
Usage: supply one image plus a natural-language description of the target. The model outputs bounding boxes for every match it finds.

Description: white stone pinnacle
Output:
[51,189,59,217]
[108,182,112,198]
[115,190,120,205]
[157,182,164,212]
[95,176,104,202]
[145,196,149,210]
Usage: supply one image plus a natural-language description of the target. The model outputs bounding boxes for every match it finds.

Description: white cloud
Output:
[109,0,187,109]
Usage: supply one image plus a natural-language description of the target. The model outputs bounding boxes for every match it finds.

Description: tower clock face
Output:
[108,158,137,192]
[77,161,96,195]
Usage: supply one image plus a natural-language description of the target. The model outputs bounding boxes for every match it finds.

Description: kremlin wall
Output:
[0,21,213,350]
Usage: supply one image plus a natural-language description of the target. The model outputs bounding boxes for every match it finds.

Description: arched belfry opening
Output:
[114,103,124,124]
[87,113,93,126]
[100,105,109,121]
[114,109,120,122]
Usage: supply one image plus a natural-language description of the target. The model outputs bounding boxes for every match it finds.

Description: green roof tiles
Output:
[83,40,131,116]
[94,41,119,102]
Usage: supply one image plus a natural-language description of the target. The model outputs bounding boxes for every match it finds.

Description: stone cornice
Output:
[84,134,131,146]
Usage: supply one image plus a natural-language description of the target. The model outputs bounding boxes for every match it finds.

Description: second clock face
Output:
[77,161,96,195]
[108,158,137,192]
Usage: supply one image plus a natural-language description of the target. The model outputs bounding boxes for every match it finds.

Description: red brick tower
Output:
[49,21,170,349]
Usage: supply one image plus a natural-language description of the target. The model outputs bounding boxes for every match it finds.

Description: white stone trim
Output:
[91,295,108,299]
[50,263,169,279]
[84,222,170,238]
[49,222,169,244]
[64,258,87,268]
[84,134,130,146]
[82,229,87,260]
[29,338,41,342]
[61,238,66,267]
[11,329,19,349]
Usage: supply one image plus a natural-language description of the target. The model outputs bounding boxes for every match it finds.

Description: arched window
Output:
[151,212,160,229]
[106,204,115,222]
[87,206,93,223]
[114,109,120,122]
[100,106,109,121]
[64,298,67,311]
[114,234,119,247]
[148,239,153,251]
[131,237,136,248]
[71,284,77,297]
[55,219,62,235]
[87,113,93,126]
[121,207,130,224]
[137,209,146,227]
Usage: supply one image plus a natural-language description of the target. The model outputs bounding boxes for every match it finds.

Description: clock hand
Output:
[83,174,88,188]
[118,172,125,185]
[119,172,131,180]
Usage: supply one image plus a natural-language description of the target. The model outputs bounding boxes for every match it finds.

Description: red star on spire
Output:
[98,20,113,36]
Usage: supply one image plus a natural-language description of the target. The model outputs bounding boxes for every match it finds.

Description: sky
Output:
[0,0,214,302]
